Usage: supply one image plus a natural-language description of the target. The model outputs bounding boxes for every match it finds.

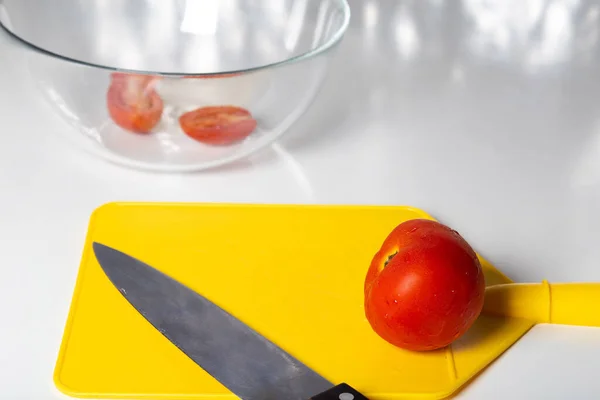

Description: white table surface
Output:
[2,1,600,399]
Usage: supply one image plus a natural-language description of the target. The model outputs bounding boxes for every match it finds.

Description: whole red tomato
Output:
[364,219,485,351]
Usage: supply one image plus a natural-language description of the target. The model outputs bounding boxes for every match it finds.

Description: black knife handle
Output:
[310,383,369,400]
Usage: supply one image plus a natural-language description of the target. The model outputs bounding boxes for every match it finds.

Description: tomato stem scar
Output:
[384,251,398,267]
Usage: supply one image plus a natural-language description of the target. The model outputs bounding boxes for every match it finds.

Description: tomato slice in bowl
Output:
[179,106,257,145]
[106,73,164,134]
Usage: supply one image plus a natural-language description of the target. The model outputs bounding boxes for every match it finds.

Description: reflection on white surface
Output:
[451,64,466,83]
[311,1,329,48]
[45,88,80,123]
[44,87,106,143]
[93,0,140,67]
[579,5,600,56]
[572,123,600,187]
[219,0,245,53]
[183,39,220,71]
[271,143,315,202]
[155,131,184,155]
[526,1,573,69]
[463,0,545,58]
[146,0,178,58]
[363,0,379,29]
[427,0,444,6]
[111,13,142,69]
[258,29,280,60]
[393,5,420,60]
[180,0,219,35]
[285,0,308,51]
[362,0,379,47]
[462,0,594,70]
[265,0,288,25]
[352,0,600,74]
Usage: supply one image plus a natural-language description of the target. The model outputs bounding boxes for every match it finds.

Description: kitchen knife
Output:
[92,242,369,400]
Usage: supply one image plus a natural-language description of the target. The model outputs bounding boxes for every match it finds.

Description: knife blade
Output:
[92,242,368,400]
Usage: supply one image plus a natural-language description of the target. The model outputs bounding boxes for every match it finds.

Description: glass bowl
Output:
[0,0,350,172]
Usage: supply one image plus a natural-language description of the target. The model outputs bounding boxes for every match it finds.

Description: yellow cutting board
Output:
[54,202,533,399]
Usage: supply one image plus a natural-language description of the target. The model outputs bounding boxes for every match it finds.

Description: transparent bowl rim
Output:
[0,0,351,77]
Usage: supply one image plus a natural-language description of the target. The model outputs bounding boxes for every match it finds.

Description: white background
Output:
[1,0,600,398]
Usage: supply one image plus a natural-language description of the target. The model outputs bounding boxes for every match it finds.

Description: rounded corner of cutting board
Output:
[53,367,87,399]
[89,202,122,218]
[54,202,524,399]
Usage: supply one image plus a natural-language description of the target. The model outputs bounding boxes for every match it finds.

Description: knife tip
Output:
[91,242,118,263]
[92,241,106,254]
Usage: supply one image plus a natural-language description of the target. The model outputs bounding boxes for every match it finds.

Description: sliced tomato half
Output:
[106,73,163,134]
[179,106,257,145]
